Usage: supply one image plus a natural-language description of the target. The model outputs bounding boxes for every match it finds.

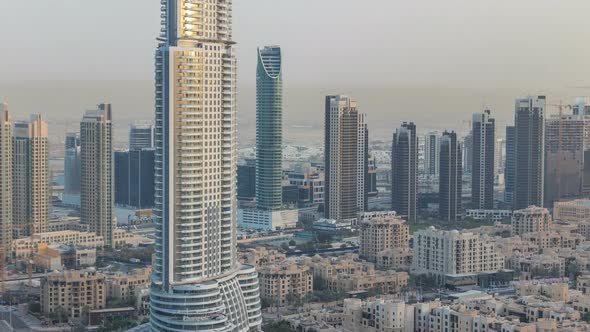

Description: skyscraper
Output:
[439,131,462,222]
[462,132,473,174]
[0,103,11,267]
[114,148,155,209]
[80,104,113,247]
[573,97,590,116]
[64,132,81,195]
[504,126,516,204]
[12,114,49,238]
[544,114,589,206]
[391,122,417,222]
[324,95,366,223]
[129,123,154,150]
[514,96,545,210]
[151,1,262,331]
[471,110,495,210]
[237,160,256,201]
[424,131,439,176]
[256,46,283,211]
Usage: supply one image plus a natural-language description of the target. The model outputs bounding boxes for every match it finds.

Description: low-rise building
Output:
[359,213,409,263]
[465,209,513,222]
[554,199,590,222]
[258,259,313,306]
[13,230,104,258]
[512,206,552,236]
[106,267,151,302]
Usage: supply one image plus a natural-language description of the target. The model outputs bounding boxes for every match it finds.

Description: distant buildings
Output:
[544,114,589,207]
[128,123,154,150]
[391,122,417,222]
[412,227,504,282]
[324,95,366,224]
[359,212,409,263]
[514,96,546,209]
[256,46,283,211]
[554,199,590,222]
[80,104,114,247]
[424,131,439,176]
[439,131,463,221]
[504,125,516,204]
[285,165,325,208]
[114,148,155,209]
[471,110,495,209]
[258,260,313,306]
[12,114,49,238]
[0,104,10,263]
[463,132,473,174]
[511,206,552,236]
[64,132,81,194]
[237,160,256,201]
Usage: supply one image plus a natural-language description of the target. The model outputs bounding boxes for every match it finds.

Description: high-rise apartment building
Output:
[439,131,462,222]
[64,132,81,194]
[424,131,439,176]
[359,213,409,262]
[114,148,155,209]
[544,114,588,207]
[151,1,262,331]
[514,96,545,209]
[0,103,11,266]
[80,104,113,247]
[391,122,417,222]
[256,46,283,211]
[471,110,495,210]
[129,123,154,150]
[12,114,49,238]
[324,95,366,224]
[504,126,516,204]
[511,206,551,236]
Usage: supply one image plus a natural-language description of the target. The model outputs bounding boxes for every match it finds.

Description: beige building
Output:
[521,230,583,250]
[258,260,313,306]
[325,269,408,294]
[241,247,286,267]
[512,206,552,236]
[80,104,114,247]
[554,199,590,222]
[12,230,104,259]
[412,227,504,282]
[376,248,413,270]
[12,114,49,238]
[40,269,106,319]
[343,298,415,332]
[304,254,365,282]
[0,104,11,267]
[359,213,409,262]
[106,267,151,303]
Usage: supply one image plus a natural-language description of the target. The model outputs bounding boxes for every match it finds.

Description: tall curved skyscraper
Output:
[150,1,262,331]
[256,46,283,211]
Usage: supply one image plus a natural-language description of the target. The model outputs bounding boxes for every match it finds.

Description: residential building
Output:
[465,209,512,222]
[285,166,325,208]
[343,298,415,332]
[40,269,106,319]
[514,96,546,209]
[324,95,366,224]
[256,46,283,211]
[359,213,409,262]
[424,131,439,176]
[391,122,418,222]
[129,123,154,150]
[504,126,516,204]
[412,227,504,282]
[511,206,552,236]
[439,131,463,221]
[80,104,114,247]
[472,110,495,209]
[463,132,473,174]
[12,230,104,259]
[554,199,590,222]
[258,260,313,306]
[12,114,49,238]
[545,114,588,207]
[64,132,81,194]
[114,148,155,209]
[150,1,262,330]
[0,104,10,266]
[106,268,151,303]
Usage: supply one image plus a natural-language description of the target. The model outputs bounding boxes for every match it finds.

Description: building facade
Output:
[504,125,516,204]
[0,104,10,266]
[471,110,495,209]
[324,95,366,224]
[114,148,155,209]
[80,104,114,247]
[439,131,463,222]
[424,131,439,176]
[64,132,81,195]
[258,261,313,306]
[256,46,283,211]
[514,96,546,209]
[150,1,262,331]
[237,160,256,201]
[12,114,49,238]
[359,213,409,262]
[511,206,552,236]
[129,123,154,150]
[391,122,418,222]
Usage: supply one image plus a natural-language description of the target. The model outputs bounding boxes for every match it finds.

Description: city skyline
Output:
[1,1,590,143]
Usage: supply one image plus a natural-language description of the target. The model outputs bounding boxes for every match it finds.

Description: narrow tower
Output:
[150,1,262,331]
[439,131,463,222]
[391,122,418,222]
[471,109,495,209]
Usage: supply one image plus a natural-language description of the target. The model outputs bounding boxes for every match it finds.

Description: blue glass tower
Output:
[256,46,283,210]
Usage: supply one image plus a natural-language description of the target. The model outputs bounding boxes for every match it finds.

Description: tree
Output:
[317,232,332,243]
[260,297,272,309]
[262,320,297,332]
[288,240,297,247]
[49,305,68,324]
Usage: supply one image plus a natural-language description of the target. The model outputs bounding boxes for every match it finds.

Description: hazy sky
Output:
[1,0,590,143]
